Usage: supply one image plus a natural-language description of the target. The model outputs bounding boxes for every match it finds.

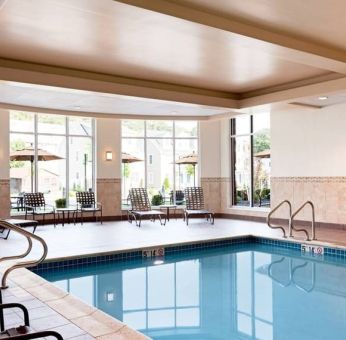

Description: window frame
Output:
[121,120,199,204]
[230,114,270,208]
[9,112,95,208]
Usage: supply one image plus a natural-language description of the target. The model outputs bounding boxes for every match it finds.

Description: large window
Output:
[231,113,270,207]
[10,111,95,211]
[121,120,198,205]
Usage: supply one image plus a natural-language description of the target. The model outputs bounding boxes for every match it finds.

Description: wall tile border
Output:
[271,176,346,183]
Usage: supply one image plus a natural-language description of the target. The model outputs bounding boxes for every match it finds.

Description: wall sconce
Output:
[105,151,113,161]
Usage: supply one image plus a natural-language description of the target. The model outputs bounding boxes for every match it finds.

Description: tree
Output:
[123,163,131,178]
[185,164,195,176]
[253,129,270,153]
[163,176,170,191]
[10,140,25,168]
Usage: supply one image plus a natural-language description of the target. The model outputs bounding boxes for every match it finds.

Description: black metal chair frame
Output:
[0,298,62,339]
[76,192,103,224]
[170,190,185,205]
[0,219,38,240]
[184,187,214,226]
[23,193,56,227]
[128,188,167,227]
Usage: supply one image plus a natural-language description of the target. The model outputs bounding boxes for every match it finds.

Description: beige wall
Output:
[271,102,346,224]
[96,118,122,217]
[0,109,10,217]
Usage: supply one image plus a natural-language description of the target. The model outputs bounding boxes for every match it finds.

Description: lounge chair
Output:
[184,187,214,225]
[170,190,185,205]
[76,191,103,224]
[23,193,56,226]
[0,292,62,339]
[128,188,167,227]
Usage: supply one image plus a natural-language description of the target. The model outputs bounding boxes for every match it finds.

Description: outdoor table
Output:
[0,219,38,240]
[56,207,78,226]
[159,205,177,221]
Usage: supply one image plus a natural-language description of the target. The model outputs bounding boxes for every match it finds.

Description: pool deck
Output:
[2,217,346,339]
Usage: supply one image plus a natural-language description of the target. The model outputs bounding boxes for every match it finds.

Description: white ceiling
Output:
[0,0,345,117]
[0,81,229,117]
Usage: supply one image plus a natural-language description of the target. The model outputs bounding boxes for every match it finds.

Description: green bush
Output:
[55,198,67,208]
[151,194,164,206]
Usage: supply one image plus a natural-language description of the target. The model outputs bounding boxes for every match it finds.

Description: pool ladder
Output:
[0,220,48,289]
[267,200,316,241]
[267,257,316,293]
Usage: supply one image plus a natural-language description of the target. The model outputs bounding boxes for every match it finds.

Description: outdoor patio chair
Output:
[184,187,214,225]
[76,191,103,224]
[170,190,185,205]
[128,188,167,227]
[23,193,56,226]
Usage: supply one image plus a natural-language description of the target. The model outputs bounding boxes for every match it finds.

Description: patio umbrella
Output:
[175,151,198,186]
[254,149,270,158]
[10,146,63,192]
[121,152,143,198]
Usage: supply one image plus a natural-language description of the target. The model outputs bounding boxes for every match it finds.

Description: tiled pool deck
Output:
[2,217,346,339]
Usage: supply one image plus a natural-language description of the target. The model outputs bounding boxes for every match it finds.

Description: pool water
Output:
[38,243,346,340]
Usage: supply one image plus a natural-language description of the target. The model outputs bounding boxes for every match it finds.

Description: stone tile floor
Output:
[1,217,346,339]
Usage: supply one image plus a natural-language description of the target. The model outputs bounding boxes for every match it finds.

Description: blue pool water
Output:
[38,242,346,340]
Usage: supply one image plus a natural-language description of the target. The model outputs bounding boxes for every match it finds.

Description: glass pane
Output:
[175,139,198,192]
[175,121,198,137]
[10,133,35,198]
[253,113,270,207]
[38,113,66,134]
[121,138,145,204]
[234,136,251,206]
[176,308,200,327]
[148,264,174,309]
[10,111,34,133]
[69,116,92,136]
[121,120,145,137]
[237,313,252,336]
[69,137,93,204]
[147,120,173,137]
[236,252,252,314]
[123,268,146,310]
[235,115,250,135]
[124,312,146,331]
[176,260,199,307]
[146,139,173,205]
[148,310,175,329]
[69,276,94,306]
[37,135,66,205]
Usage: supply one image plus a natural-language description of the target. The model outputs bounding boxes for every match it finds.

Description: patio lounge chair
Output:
[128,188,167,227]
[184,187,214,225]
[23,193,56,226]
[170,190,185,205]
[76,191,103,224]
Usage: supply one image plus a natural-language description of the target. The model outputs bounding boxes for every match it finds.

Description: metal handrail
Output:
[291,261,316,293]
[0,220,48,289]
[268,257,292,287]
[290,201,316,241]
[266,200,292,238]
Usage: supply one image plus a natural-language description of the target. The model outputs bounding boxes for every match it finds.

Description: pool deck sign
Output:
[142,247,165,258]
[301,244,324,255]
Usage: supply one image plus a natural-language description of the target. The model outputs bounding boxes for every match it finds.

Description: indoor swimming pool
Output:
[36,239,346,340]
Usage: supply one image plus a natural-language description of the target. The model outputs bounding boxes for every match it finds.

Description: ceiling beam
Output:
[115,0,346,74]
[239,76,346,108]
[0,58,239,109]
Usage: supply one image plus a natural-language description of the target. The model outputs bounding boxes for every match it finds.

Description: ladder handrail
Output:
[0,220,48,289]
[268,257,292,287]
[290,201,316,241]
[291,261,316,293]
[266,200,292,238]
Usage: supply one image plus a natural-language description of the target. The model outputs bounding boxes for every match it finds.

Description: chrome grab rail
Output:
[290,201,316,241]
[291,261,316,293]
[265,257,315,293]
[266,200,292,238]
[0,220,48,289]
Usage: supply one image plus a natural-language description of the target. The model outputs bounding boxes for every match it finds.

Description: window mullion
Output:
[250,116,254,207]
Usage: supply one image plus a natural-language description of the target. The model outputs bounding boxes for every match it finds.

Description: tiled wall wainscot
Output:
[97,178,121,216]
[0,179,10,218]
[271,177,346,224]
[201,177,227,213]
